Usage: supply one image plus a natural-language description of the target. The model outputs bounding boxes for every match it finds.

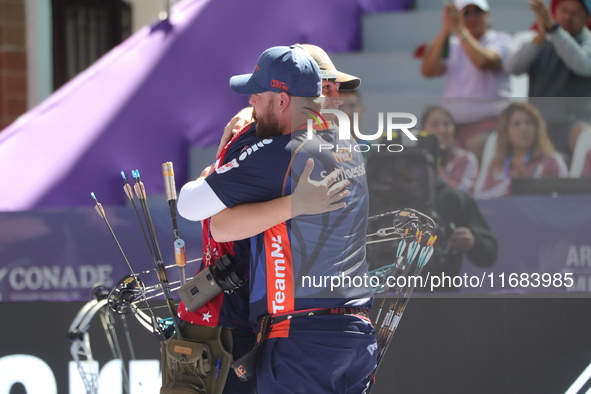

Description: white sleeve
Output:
[550,27,591,77]
[177,178,227,221]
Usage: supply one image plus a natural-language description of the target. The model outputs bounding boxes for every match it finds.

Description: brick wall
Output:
[0,0,27,130]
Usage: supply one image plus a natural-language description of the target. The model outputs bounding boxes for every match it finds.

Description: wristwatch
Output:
[548,22,560,33]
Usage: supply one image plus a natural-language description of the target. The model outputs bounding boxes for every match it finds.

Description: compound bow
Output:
[67,285,133,394]
[365,209,438,392]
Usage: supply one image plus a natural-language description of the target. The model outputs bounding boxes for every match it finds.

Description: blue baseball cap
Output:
[230,46,322,97]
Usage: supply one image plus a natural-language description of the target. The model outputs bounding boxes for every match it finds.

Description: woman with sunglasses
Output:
[421,0,512,164]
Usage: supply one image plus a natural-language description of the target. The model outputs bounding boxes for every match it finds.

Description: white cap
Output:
[454,0,489,11]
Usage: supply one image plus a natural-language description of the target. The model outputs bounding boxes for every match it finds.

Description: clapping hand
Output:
[444,3,465,36]
[528,0,555,31]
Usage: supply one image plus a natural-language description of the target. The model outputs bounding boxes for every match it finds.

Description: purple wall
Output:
[1,0,411,211]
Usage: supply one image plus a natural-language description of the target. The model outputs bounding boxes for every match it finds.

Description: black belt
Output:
[269,307,370,325]
[231,307,370,382]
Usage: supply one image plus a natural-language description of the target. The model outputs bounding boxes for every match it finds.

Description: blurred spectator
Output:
[581,149,591,176]
[426,177,498,291]
[366,133,498,291]
[421,106,478,193]
[475,102,568,199]
[506,0,591,158]
[421,0,512,161]
[506,0,591,97]
[525,97,591,161]
[550,0,591,29]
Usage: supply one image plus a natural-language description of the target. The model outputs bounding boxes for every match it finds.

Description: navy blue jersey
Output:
[205,126,373,333]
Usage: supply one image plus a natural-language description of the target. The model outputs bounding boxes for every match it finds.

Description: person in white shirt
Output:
[421,0,512,162]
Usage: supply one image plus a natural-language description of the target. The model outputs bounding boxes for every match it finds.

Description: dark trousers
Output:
[224,329,258,394]
[256,330,377,394]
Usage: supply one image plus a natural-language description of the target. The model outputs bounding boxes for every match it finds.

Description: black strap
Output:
[231,314,270,382]
[230,307,369,382]
[269,307,369,325]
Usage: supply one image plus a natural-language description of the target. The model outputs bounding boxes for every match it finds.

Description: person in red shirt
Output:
[421,106,479,194]
[475,102,568,198]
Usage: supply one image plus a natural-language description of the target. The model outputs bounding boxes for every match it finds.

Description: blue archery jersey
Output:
[205,126,373,331]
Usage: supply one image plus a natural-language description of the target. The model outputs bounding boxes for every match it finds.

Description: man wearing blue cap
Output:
[178,45,376,393]
[176,45,351,394]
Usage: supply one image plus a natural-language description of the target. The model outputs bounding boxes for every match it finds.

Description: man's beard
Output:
[254,102,284,139]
